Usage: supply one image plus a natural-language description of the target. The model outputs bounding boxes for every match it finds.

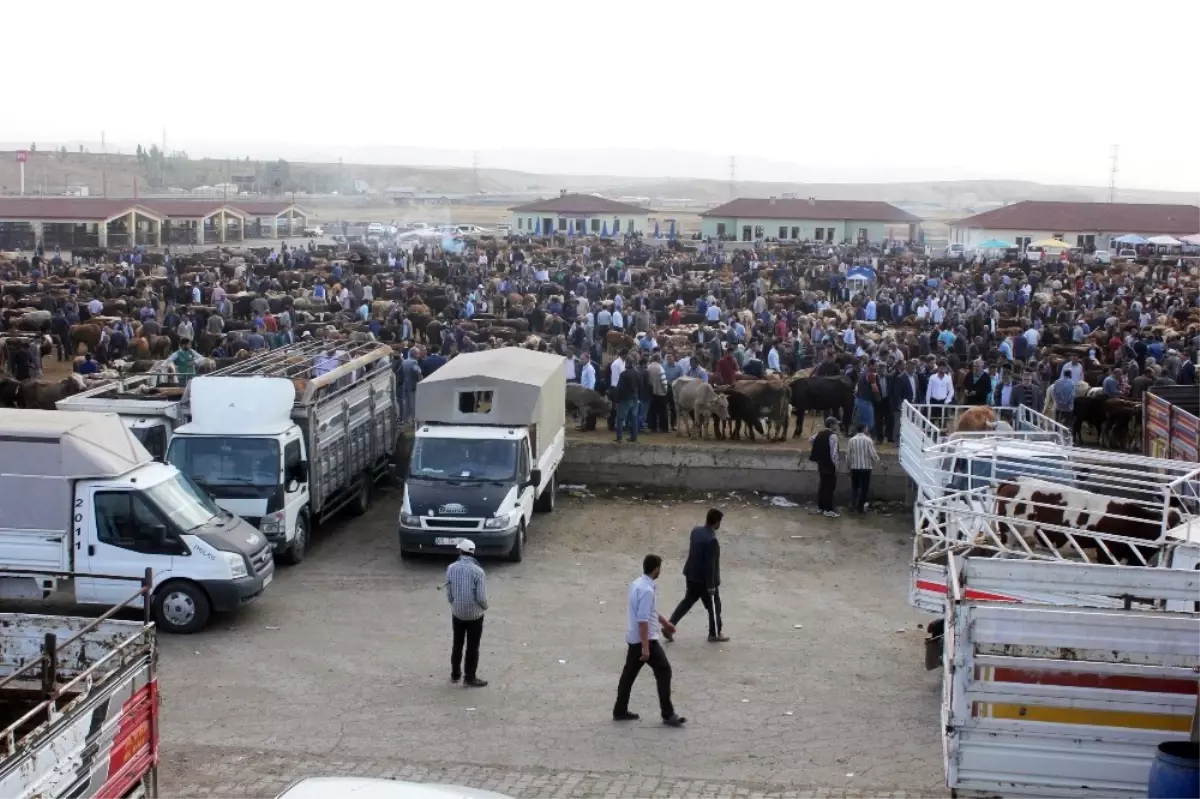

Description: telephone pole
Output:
[728,156,737,199]
[472,150,480,195]
[1108,145,1119,203]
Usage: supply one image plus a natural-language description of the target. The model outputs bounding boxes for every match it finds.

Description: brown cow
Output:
[955,405,997,432]
[68,323,102,355]
[19,373,88,410]
[149,336,173,359]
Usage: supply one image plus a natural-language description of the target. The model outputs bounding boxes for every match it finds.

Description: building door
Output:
[742,225,752,242]
[542,218,553,235]
[858,228,868,243]
[716,223,726,238]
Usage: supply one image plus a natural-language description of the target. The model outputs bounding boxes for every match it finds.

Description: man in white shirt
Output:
[612,309,625,330]
[705,303,721,323]
[579,353,596,390]
[609,353,626,386]
[87,297,103,316]
[925,363,954,427]
[613,554,685,726]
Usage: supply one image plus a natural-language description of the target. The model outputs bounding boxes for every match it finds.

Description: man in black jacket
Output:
[964,361,992,405]
[667,509,728,642]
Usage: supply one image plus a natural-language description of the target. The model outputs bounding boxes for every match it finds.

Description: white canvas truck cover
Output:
[0,410,151,541]
[415,349,566,457]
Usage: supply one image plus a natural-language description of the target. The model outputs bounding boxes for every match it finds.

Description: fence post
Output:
[41,633,57,698]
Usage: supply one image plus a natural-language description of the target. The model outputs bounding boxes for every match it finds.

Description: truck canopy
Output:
[56,374,186,421]
[416,349,565,437]
[0,410,151,539]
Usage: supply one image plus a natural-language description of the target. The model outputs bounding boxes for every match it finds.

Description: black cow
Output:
[789,376,855,436]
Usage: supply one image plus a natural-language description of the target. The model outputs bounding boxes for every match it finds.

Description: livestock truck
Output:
[57,374,187,462]
[398,348,565,562]
[168,339,399,563]
[0,572,161,799]
[938,557,1198,798]
[0,410,273,633]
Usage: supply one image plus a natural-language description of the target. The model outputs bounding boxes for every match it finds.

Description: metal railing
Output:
[0,568,154,756]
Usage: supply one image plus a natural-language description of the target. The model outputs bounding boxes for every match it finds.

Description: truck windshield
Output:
[131,426,167,462]
[410,438,518,481]
[167,437,281,488]
[144,473,224,532]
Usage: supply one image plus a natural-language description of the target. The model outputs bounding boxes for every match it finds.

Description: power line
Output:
[1108,145,1119,203]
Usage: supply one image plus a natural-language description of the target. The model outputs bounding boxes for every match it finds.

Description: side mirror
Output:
[287,479,300,493]
[527,469,542,489]
[150,524,169,548]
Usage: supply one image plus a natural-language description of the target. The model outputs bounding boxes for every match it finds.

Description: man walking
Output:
[668,509,728,642]
[808,416,840,518]
[613,555,687,727]
[445,539,489,687]
[847,424,881,513]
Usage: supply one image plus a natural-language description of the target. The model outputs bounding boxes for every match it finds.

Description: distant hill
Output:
[0,150,1193,215]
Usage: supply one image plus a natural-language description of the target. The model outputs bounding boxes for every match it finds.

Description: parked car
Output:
[1087,249,1112,265]
[1116,248,1138,260]
[302,225,323,237]
[945,243,966,259]
[367,222,384,235]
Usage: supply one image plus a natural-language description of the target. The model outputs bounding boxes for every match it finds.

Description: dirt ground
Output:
[156,484,943,797]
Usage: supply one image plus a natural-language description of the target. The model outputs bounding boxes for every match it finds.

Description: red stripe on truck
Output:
[987,667,1199,695]
[915,579,1017,603]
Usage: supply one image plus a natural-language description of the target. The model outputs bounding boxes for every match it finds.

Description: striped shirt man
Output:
[846,431,881,471]
[446,556,488,621]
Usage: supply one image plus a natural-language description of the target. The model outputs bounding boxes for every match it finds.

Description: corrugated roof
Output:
[509,193,650,215]
[234,200,308,216]
[140,200,245,219]
[952,201,1200,234]
[0,197,165,222]
[423,349,564,387]
[700,197,921,223]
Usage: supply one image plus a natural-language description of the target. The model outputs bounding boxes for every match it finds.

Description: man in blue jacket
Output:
[667,509,728,643]
[889,359,919,444]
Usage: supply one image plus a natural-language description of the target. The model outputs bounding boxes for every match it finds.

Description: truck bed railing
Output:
[0,568,154,757]
[190,339,393,405]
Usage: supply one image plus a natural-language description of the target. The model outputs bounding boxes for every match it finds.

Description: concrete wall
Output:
[511,212,647,235]
[558,441,909,502]
[699,217,888,244]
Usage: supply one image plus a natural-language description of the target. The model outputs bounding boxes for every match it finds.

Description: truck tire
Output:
[506,522,525,563]
[153,580,210,634]
[533,472,555,513]
[280,515,309,565]
[350,476,371,516]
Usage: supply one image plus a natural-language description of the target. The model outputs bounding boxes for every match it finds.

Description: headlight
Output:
[222,551,249,579]
[259,511,285,534]
[483,512,517,530]
[400,512,422,528]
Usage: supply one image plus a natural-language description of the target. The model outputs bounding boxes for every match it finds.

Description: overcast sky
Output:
[8,0,1198,192]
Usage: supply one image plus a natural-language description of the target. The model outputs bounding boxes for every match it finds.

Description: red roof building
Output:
[949,201,1200,251]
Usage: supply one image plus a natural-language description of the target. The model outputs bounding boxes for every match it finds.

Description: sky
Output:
[7,0,1199,193]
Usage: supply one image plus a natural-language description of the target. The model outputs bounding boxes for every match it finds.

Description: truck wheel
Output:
[533,473,555,513]
[153,580,210,634]
[506,522,526,563]
[350,476,371,516]
[280,515,309,565]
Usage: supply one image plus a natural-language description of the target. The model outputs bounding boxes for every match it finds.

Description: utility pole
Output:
[728,156,737,200]
[472,150,480,195]
[1108,145,1119,203]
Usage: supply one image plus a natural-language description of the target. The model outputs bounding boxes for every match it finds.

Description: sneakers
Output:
[463,677,488,687]
[823,510,841,518]
[707,634,730,643]
[662,714,688,727]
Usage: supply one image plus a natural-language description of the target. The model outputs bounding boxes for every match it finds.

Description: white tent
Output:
[1146,235,1183,246]
[1181,233,1200,246]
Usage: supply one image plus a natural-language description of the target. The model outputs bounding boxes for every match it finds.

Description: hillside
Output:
[0,150,1193,213]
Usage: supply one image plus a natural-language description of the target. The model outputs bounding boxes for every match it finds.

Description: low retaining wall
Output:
[558,441,908,502]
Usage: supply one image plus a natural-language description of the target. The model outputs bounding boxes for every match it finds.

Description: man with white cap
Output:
[445,539,489,687]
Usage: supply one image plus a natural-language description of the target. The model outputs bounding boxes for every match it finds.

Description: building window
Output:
[557,218,566,231]
[778,226,788,239]
[716,222,726,237]
[1015,236,1031,249]
[791,226,799,239]
[1077,234,1095,249]
[613,218,620,233]
[517,218,523,230]
[754,225,764,239]
[814,228,824,241]
[591,219,600,232]
[576,218,586,232]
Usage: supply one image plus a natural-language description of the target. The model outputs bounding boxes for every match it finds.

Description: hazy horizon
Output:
[7,0,1198,195]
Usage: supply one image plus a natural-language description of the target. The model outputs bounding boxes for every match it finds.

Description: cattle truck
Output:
[0,410,274,634]
[56,374,187,462]
[902,431,1200,668]
[0,573,160,799]
[168,339,398,564]
[398,348,565,562]
[939,557,1198,798]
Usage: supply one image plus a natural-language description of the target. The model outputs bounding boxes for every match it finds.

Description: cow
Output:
[565,383,610,429]
[68,323,102,355]
[955,405,997,432]
[1072,394,1139,448]
[672,377,729,439]
[995,477,1182,565]
[19,373,88,410]
[729,380,789,442]
[0,375,21,407]
[719,389,766,441]
[788,376,854,437]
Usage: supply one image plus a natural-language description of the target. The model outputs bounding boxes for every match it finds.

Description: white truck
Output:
[398,349,565,562]
[0,573,161,799]
[168,340,398,564]
[940,557,1199,798]
[56,374,187,462]
[0,410,274,633]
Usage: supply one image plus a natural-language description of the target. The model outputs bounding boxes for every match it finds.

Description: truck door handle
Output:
[88,545,95,556]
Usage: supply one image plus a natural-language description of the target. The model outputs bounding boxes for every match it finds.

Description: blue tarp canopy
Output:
[1114,234,1147,245]
[601,221,609,237]
[846,266,876,280]
[977,238,1014,249]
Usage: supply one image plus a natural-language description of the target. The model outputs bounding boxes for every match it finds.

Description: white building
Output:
[949,201,1200,251]
[509,192,649,236]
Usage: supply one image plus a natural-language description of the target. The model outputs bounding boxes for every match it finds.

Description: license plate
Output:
[263,573,273,588]
[434,537,464,546]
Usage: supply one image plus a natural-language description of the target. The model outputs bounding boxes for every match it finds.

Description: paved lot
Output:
[157,485,944,797]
